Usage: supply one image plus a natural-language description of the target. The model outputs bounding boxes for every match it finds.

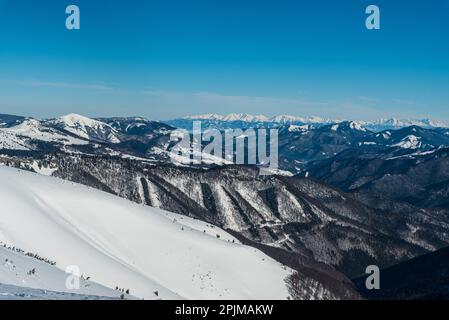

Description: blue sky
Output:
[0,0,448,121]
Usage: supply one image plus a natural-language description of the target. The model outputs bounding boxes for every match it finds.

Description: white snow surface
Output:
[0,166,291,300]
[0,131,31,151]
[0,118,88,150]
[50,114,120,143]
[392,135,422,149]
[0,246,130,299]
[6,119,87,145]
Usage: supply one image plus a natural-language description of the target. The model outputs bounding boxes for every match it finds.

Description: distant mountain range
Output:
[183,113,336,124]
[165,113,448,132]
[2,113,449,175]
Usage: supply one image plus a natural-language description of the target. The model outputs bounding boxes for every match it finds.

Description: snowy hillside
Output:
[0,130,30,150]
[48,114,121,143]
[0,283,120,300]
[0,118,87,151]
[0,245,130,300]
[0,166,292,300]
[6,119,87,145]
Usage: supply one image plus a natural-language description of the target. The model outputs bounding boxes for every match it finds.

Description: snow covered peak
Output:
[348,121,367,131]
[58,113,102,127]
[186,113,270,122]
[419,118,448,128]
[184,113,336,124]
[306,116,331,123]
[392,135,422,149]
[184,113,224,121]
[50,114,120,143]
[7,118,42,131]
[363,118,449,131]
[1,117,88,149]
[223,113,269,122]
[286,114,319,123]
[182,114,448,131]
[329,121,368,132]
[287,124,312,132]
[271,115,306,123]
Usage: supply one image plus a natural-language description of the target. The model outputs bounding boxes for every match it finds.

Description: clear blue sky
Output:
[0,0,448,121]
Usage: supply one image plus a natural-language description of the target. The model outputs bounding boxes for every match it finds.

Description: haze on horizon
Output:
[0,0,448,121]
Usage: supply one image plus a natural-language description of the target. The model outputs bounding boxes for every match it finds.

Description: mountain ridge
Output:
[173,113,448,131]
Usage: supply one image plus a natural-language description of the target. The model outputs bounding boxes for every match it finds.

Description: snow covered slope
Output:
[0,246,130,299]
[0,118,88,151]
[5,119,88,145]
[0,283,119,300]
[48,114,121,143]
[0,166,292,300]
[0,130,31,151]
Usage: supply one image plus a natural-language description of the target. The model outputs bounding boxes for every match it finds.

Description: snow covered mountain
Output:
[0,114,176,164]
[167,113,336,131]
[186,113,270,122]
[183,113,335,124]
[98,117,173,137]
[360,118,449,131]
[7,118,88,145]
[167,113,448,132]
[0,165,294,300]
[0,118,88,152]
[47,114,121,144]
